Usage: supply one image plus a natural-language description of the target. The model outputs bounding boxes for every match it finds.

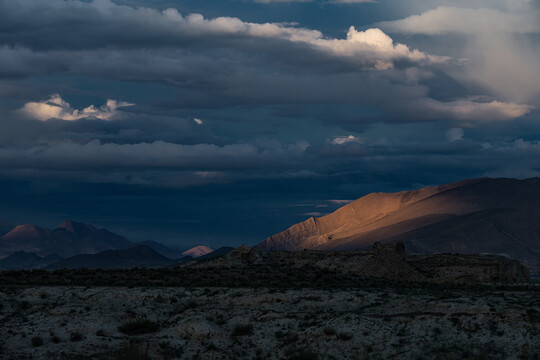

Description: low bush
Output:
[70,332,84,342]
[115,342,150,360]
[118,319,159,335]
[231,323,253,337]
[337,332,353,341]
[31,336,43,347]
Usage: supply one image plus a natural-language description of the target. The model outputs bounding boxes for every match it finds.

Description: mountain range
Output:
[257,177,540,271]
[0,220,132,258]
[0,220,214,269]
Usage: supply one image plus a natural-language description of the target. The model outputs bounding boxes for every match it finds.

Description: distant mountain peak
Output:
[7,224,47,236]
[56,220,96,234]
[182,245,214,258]
[0,219,133,258]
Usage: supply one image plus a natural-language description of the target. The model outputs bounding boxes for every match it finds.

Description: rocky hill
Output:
[257,177,540,271]
[197,243,529,283]
[45,245,176,270]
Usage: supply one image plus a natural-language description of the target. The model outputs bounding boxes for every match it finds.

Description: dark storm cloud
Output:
[1,0,532,125]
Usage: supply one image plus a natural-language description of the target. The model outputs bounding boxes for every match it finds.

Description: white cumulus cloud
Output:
[429,99,533,121]
[19,94,134,121]
[330,135,362,145]
[312,27,448,70]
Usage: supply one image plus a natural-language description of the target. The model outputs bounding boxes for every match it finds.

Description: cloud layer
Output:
[19,94,133,121]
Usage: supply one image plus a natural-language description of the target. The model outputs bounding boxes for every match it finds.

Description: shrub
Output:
[289,349,319,360]
[70,332,83,342]
[337,332,353,341]
[231,323,253,337]
[31,336,43,347]
[115,342,150,360]
[118,319,159,336]
[51,336,61,344]
[527,308,540,323]
[19,301,31,310]
[323,327,336,336]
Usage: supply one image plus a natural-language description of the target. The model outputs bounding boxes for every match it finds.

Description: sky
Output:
[0,0,539,249]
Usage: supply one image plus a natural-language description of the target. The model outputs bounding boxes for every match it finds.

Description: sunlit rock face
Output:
[257,177,540,271]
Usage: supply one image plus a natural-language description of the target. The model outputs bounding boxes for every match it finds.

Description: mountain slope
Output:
[138,240,185,259]
[46,245,175,270]
[0,251,63,270]
[256,177,540,270]
[0,220,133,258]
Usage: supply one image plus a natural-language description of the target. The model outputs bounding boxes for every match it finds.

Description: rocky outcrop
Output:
[196,242,529,283]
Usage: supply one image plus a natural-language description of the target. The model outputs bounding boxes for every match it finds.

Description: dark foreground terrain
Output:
[0,245,538,359]
[0,285,539,360]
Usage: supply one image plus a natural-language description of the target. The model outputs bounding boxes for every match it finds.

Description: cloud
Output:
[379,6,540,104]
[254,0,374,3]
[428,99,533,121]
[0,1,446,73]
[302,212,326,217]
[253,0,312,2]
[327,199,354,205]
[0,139,309,172]
[329,135,361,145]
[311,27,448,70]
[18,94,134,121]
[446,128,464,142]
[379,7,540,35]
[330,0,375,3]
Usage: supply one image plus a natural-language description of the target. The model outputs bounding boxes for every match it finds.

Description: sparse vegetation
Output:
[118,318,159,335]
[0,282,538,359]
[31,336,43,347]
[51,335,61,344]
[337,332,353,341]
[114,342,150,360]
[323,326,336,336]
[232,323,253,337]
[288,348,319,360]
[70,332,83,342]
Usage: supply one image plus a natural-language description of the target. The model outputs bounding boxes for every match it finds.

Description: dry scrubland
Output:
[0,285,539,360]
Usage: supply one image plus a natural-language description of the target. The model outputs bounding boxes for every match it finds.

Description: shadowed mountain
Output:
[256,177,540,271]
[138,240,185,259]
[182,245,213,258]
[0,251,63,270]
[0,220,133,258]
[45,245,175,270]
